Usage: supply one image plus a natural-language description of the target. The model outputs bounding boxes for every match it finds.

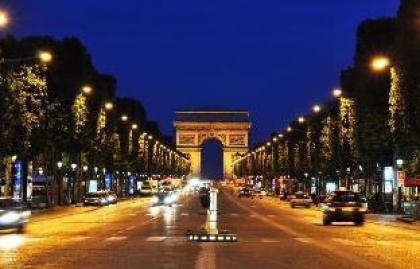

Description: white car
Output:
[252,189,266,199]
[290,192,312,208]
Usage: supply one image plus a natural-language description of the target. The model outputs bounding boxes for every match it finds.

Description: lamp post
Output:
[57,161,63,205]
[71,163,77,204]
[370,55,403,212]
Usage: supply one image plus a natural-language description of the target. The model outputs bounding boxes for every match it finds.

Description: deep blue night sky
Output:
[5,0,399,144]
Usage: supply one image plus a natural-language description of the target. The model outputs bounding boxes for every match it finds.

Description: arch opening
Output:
[201,139,223,180]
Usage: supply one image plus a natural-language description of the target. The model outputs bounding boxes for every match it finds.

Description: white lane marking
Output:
[145,236,166,242]
[105,236,127,242]
[267,214,276,218]
[260,238,280,243]
[166,236,185,243]
[230,213,240,217]
[225,193,378,269]
[295,237,311,244]
[67,236,91,243]
[128,213,137,216]
[125,225,136,231]
[181,213,189,216]
[331,238,358,246]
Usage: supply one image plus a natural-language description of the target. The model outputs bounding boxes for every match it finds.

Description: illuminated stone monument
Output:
[174,110,251,179]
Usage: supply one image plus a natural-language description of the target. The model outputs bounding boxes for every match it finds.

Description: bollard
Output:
[206,188,218,235]
[187,186,237,242]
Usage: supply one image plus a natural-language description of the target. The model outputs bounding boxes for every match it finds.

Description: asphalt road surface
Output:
[0,189,419,269]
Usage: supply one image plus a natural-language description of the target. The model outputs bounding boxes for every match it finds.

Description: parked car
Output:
[321,191,367,226]
[252,189,266,199]
[238,187,253,198]
[83,192,109,206]
[0,198,31,233]
[140,183,153,196]
[290,191,312,208]
[103,191,118,204]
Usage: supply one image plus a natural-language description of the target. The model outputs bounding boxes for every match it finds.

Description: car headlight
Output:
[152,196,159,203]
[322,206,335,212]
[164,196,173,204]
[0,211,21,223]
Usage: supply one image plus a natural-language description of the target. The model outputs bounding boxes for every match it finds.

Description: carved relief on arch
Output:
[198,133,208,145]
[198,132,226,146]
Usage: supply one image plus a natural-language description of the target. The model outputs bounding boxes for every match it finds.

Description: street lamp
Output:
[81,85,92,95]
[0,10,9,28]
[70,163,77,204]
[287,126,292,132]
[56,161,63,205]
[371,56,391,72]
[37,51,53,64]
[131,123,138,130]
[333,88,342,98]
[298,116,305,123]
[313,105,321,113]
[121,115,128,121]
[104,102,113,110]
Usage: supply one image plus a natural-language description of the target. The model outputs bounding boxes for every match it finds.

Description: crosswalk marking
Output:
[260,238,280,243]
[125,225,136,231]
[145,236,166,242]
[295,237,311,244]
[105,236,127,242]
[67,236,91,242]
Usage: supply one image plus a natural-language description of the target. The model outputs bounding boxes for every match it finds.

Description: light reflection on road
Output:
[0,234,25,251]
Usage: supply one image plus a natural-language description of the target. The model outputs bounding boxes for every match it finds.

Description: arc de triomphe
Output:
[174,110,251,179]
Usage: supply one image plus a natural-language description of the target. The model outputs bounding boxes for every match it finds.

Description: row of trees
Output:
[0,35,190,202]
[234,1,420,195]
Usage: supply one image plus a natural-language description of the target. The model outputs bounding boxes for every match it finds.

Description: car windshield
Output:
[330,192,361,203]
[85,193,101,198]
[0,198,21,208]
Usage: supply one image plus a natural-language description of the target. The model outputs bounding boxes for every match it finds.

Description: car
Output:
[151,192,177,207]
[103,191,118,204]
[321,191,367,226]
[290,191,312,208]
[252,189,266,199]
[0,198,31,233]
[140,182,157,196]
[238,187,253,198]
[83,192,109,206]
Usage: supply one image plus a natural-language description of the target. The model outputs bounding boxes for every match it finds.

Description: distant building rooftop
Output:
[175,110,250,122]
